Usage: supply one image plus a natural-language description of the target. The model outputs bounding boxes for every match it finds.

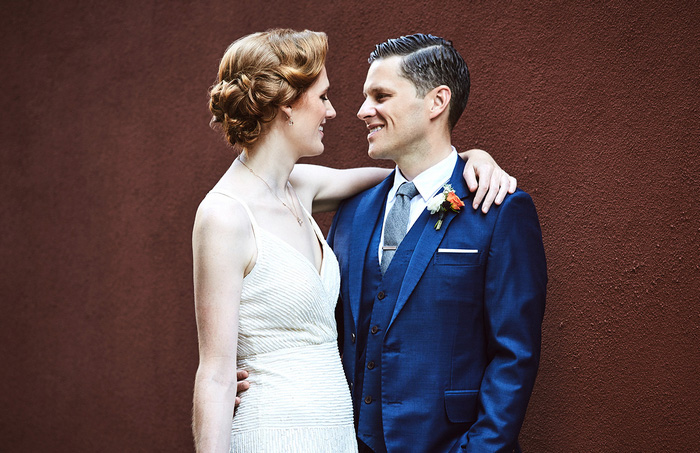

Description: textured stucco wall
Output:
[1,1,698,451]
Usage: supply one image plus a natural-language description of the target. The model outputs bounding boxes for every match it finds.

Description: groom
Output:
[327,34,547,452]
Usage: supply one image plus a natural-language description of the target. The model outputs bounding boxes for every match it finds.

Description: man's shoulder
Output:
[449,189,539,231]
[499,188,536,209]
[473,188,536,215]
[478,188,542,230]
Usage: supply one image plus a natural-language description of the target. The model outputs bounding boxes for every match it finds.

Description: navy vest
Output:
[355,210,430,452]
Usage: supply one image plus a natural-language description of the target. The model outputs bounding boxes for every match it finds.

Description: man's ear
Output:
[428,85,451,120]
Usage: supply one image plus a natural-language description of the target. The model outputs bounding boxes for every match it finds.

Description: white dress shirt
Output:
[378,149,459,264]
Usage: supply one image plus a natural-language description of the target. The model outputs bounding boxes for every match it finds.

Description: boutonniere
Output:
[427,184,465,230]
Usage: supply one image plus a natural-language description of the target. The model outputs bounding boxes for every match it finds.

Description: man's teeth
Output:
[370,126,383,133]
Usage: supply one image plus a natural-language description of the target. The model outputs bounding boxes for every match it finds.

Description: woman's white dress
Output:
[209,191,357,453]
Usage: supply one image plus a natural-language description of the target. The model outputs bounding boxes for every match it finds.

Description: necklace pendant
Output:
[297,218,303,226]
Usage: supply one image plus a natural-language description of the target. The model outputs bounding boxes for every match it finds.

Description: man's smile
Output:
[367,124,384,138]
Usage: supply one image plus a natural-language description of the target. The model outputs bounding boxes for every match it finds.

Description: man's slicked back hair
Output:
[369,34,470,130]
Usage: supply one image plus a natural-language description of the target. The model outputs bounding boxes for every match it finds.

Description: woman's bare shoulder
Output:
[193,192,253,241]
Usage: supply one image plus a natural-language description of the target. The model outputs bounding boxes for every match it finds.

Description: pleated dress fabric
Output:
[208,191,357,453]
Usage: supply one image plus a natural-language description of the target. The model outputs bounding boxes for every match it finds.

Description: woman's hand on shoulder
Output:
[460,149,517,214]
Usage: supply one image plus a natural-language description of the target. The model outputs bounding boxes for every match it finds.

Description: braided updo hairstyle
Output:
[209,29,328,149]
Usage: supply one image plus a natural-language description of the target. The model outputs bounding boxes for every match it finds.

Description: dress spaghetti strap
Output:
[208,190,259,228]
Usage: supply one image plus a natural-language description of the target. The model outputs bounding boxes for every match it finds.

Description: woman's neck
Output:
[238,137,297,196]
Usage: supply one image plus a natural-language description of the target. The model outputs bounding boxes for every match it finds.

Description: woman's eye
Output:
[321,95,329,101]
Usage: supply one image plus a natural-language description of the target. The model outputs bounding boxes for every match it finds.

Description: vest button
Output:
[364,395,373,404]
[367,361,375,370]
[377,291,386,300]
[371,325,379,334]
[351,333,356,344]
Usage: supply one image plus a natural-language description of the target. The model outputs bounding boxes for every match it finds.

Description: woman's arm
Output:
[291,149,517,214]
[191,198,255,453]
[290,164,391,213]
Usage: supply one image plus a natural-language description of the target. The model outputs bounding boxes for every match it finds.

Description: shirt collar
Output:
[389,147,458,202]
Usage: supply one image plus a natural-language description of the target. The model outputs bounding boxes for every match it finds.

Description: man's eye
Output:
[321,95,329,101]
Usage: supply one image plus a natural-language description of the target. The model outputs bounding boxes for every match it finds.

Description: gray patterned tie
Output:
[381,181,419,275]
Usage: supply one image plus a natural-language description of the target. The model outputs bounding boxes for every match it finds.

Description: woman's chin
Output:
[304,144,324,158]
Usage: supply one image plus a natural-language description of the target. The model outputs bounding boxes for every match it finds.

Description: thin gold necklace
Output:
[237,156,303,226]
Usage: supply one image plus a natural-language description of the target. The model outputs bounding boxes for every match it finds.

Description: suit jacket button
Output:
[377,291,386,300]
[351,333,356,343]
[364,395,373,404]
[350,382,354,391]
[371,325,379,334]
[367,361,375,370]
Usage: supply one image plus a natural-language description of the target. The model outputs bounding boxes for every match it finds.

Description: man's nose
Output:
[357,99,374,120]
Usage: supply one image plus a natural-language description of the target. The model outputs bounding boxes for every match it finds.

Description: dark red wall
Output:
[1,1,698,451]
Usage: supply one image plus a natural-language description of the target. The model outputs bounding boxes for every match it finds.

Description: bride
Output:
[191,29,515,452]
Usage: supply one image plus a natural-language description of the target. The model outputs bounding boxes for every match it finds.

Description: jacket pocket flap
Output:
[444,390,479,423]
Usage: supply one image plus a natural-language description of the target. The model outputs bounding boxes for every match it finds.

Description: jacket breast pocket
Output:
[434,248,481,266]
[444,389,479,423]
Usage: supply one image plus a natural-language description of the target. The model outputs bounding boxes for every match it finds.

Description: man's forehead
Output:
[363,56,405,93]
[363,81,394,94]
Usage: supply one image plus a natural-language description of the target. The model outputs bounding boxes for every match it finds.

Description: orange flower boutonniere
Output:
[427,184,465,230]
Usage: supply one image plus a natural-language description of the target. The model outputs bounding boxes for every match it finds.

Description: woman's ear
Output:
[280,105,293,122]
[428,85,451,120]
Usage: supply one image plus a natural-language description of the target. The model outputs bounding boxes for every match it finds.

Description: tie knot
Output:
[396,181,419,199]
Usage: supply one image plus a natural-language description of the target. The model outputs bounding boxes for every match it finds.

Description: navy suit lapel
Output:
[388,159,472,328]
[348,171,395,328]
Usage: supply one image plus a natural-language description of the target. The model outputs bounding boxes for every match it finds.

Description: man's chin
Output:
[367,146,388,161]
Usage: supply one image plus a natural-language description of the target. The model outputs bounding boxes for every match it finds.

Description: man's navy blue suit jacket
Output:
[327,158,547,452]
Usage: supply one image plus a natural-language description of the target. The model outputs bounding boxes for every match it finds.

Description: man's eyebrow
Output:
[364,85,392,96]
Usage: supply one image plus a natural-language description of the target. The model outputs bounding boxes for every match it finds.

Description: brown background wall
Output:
[1,1,698,451]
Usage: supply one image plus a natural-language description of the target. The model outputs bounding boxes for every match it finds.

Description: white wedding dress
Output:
[209,191,357,453]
